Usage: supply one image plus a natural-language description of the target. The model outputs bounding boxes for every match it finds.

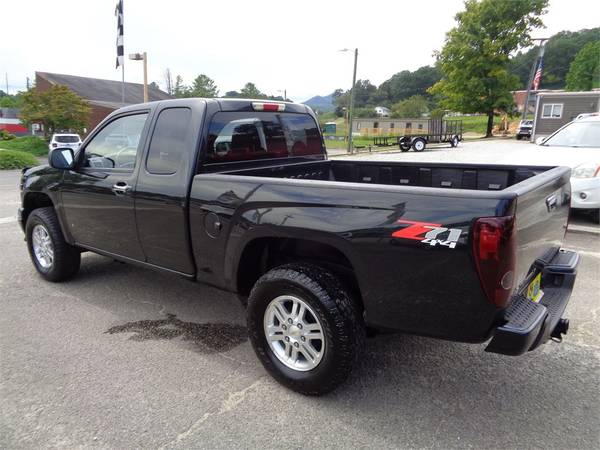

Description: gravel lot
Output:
[1,145,599,449]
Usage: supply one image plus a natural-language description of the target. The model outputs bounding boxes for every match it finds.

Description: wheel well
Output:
[22,192,54,224]
[237,237,363,310]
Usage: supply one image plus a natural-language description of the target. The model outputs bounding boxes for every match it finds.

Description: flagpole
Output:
[521,38,548,123]
[121,0,125,104]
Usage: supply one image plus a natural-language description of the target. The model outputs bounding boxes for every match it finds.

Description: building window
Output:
[406,122,412,129]
[542,103,563,119]
[390,123,395,129]
[373,122,379,129]
[418,123,423,130]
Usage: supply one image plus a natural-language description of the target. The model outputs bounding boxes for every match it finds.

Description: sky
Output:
[1,0,598,102]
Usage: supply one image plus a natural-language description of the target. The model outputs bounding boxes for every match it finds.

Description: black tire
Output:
[26,207,80,282]
[247,263,365,396]
[450,135,459,147]
[412,138,426,152]
[399,142,411,152]
[516,134,522,140]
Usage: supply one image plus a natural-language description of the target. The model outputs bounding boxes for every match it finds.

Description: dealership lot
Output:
[1,148,599,449]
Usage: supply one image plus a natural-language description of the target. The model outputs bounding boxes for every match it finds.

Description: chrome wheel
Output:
[32,224,54,269]
[263,295,325,371]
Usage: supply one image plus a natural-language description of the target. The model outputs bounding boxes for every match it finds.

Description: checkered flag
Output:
[115,0,124,68]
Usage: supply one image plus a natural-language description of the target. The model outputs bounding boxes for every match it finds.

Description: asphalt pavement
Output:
[1,152,599,449]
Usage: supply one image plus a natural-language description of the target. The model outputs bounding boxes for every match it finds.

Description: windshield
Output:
[543,121,600,148]
[55,135,80,143]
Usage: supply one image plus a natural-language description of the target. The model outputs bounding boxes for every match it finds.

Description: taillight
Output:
[252,102,285,112]
[472,216,517,308]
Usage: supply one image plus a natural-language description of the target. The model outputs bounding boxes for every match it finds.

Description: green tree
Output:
[189,74,219,97]
[173,75,190,98]
[240,82,266,98]
[566,41,600,91]
[20,85,90,138]
[430,0,548,137]
[391,95,430,118]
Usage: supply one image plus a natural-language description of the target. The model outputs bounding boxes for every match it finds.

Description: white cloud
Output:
[1,0,598,101]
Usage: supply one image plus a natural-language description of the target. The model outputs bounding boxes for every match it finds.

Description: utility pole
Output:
[143,52,148,103]
[5,73,8,95]
[347,48,358,154]
[26,77,30,90]
[521,38,548,122]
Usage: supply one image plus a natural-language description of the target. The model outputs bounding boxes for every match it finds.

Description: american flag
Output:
[115,0,124,68]
[532,59,543,91]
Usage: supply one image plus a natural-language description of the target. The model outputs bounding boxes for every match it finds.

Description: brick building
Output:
[35,72,171,134]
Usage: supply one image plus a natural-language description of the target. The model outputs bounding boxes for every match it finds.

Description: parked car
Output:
[516,119,533,140]
[19,98,578,395]
[536,115,600,223]
[48,133,82,151]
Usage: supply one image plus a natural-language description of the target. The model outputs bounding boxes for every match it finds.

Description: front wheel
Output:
[412,138,426,152]
[247,263,365,395]
[26,207,80,282]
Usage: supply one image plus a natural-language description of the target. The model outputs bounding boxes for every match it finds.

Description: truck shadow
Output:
[105,313,247,354]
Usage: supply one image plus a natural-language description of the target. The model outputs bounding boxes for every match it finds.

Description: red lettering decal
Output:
[392,220,442,240]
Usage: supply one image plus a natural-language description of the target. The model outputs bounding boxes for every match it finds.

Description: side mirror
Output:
[535,136,546,145]
[49,147,75,170]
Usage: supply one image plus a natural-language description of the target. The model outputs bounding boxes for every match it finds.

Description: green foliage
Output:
[391,95,430,118]
[0,149,39,169]
[20,86,90,137]
[377,66,442,105]
[173,75,188,98]
[174,74,219,98]
[566,41,600,91]
[353,107,376,118]
[430,0,548,137]
[240,82,267,98]
[0,93,22,108]
[0,136,48,156]
[0,129,16,140]
[509,28,600,89]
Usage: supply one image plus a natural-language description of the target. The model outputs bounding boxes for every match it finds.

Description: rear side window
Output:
[146,108,191,174]
[205,112,323,163]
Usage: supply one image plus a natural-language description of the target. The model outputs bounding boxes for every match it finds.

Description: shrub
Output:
[0,129,17,140]
[0,136,48,156]
[0,149,39,170]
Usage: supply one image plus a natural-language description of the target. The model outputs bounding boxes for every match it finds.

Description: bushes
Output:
[0,136,48,156]
[0,129,17,140]
[0,150,39,169]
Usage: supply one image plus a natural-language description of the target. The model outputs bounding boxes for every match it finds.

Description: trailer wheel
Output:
[399,142,411,152]
[412,138,426,152]
[247,263,365,395]
[450,135,460,147]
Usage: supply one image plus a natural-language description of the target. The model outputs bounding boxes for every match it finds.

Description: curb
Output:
[567,224,600,236]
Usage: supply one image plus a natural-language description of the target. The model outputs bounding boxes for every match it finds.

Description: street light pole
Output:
[341,48,358,154]
[129,52,148,103]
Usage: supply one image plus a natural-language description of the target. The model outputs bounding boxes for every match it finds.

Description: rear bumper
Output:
[485,249,579,356]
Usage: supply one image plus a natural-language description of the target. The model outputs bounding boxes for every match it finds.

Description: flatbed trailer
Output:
[396,118,463,152]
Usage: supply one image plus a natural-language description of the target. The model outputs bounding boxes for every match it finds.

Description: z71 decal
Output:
[392,220,462,249]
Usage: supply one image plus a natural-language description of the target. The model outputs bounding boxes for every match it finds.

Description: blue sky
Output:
[2,0,598,102]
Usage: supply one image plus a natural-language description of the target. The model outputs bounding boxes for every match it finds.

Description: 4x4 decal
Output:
[392,220,462,249]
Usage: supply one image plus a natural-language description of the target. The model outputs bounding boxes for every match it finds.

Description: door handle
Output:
[112,182,132,195]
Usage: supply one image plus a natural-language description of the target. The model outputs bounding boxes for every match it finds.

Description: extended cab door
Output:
[60,111,150,260]
[134,104,202,275]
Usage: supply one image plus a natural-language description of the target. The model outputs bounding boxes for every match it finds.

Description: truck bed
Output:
[222,160,548,192]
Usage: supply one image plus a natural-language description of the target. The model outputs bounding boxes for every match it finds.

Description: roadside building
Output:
[35,72,171,134]
[532,91,600,140]
[0,108,28,136]
[352,117,429,136]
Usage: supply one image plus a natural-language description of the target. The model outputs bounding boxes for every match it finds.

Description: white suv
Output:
[49,133,82,151]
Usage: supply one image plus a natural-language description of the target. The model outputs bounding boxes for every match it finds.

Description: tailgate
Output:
[511,166,571,288]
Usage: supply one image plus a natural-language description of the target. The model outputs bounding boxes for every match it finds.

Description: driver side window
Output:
[83,113,148,170]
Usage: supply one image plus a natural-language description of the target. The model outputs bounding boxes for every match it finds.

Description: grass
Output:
[0,136,48,156]
[0,149,39,170]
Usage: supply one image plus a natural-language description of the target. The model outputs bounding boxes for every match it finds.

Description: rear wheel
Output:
[516,134,522,140]
[412,138,426,152]
[26,207,80,282]
[450,135,460,147]
[247,263,365,395]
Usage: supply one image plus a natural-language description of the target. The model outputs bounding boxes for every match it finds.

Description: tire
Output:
[26,207,80,282]
[516,134,522,140]
[399,142,411,152]
[450,135,459,147]
[247,263,365,396]
[412,138,426,152]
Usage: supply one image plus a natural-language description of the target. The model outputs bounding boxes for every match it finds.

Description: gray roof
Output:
[36,71,172,106]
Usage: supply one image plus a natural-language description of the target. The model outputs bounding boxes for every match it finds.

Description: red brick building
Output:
[35,72,171,134]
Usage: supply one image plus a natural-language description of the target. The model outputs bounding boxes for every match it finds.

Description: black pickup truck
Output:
[19,98,579,395]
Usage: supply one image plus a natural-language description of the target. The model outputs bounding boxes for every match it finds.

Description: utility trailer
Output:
[397,118,463,152]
